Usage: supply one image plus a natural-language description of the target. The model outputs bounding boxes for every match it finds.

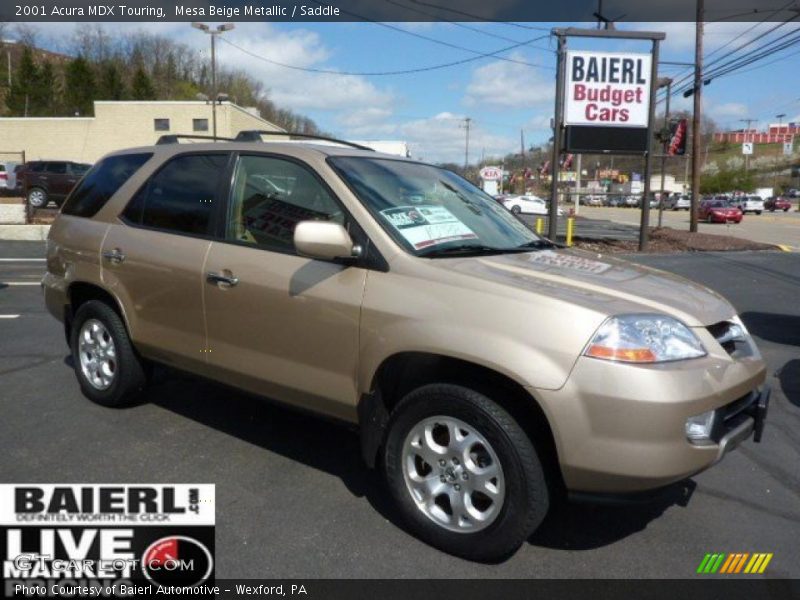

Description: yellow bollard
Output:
[535,217,544,234]
[566,216,575,247]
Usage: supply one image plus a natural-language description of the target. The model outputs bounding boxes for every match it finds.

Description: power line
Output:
[379,0,555,51]
[219,33,552,77]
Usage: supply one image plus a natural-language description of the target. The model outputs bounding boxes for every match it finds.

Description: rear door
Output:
[202,153,367,420]
[101,152,232,372]
[44,162,71,200]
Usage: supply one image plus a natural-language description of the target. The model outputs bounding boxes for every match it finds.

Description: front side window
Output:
[329,157,544,257]
[123,153,228,236]
[226,155,344,253]
[46,162,67,174]
[62,153,152,218]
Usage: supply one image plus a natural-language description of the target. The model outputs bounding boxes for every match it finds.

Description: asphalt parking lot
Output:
[1,241,798,578]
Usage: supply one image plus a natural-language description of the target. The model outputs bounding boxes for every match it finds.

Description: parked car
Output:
[20,160,92,208]
[764,196,791,212]
[606,195,624,207]
[732,195,764,215]
[0,163,7,191]
[699,199,743,223]
[665,195,691,211]
[503,194,564,216]
[43,137,769,561]
[624,195,639,207]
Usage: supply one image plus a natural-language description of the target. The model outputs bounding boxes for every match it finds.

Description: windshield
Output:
[329,157,545,257]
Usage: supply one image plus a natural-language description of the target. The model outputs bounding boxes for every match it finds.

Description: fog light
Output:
[686,410,716,442]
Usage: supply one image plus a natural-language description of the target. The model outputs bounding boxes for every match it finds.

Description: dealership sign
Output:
[479,166,502,181]
[565,51,652,127]
[1,484,216,596]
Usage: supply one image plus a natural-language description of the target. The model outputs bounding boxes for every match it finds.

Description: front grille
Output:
[707,320,753,359]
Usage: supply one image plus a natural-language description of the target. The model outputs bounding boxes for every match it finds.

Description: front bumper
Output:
[533,350,767,493]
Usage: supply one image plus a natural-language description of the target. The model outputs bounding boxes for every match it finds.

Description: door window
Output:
[45,162,67,174]
[123,153,228,236]
[226,155,344,253]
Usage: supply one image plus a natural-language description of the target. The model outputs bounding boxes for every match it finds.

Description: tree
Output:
[99,61,125,100]
[131,66,155,100]
[6,46,39,116]
[64,55,96,116]
[34,60,56,115]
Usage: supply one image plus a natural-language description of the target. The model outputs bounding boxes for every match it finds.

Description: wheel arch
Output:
[358,351,564,492]
[65,281,131,348]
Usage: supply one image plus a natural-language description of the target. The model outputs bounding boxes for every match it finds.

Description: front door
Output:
[203,154,367,421]
[101,152,231,372]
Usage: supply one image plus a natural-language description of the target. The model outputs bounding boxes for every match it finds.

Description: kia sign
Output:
[479,166,502,181]
[565,51,651,127]
[562,50,654,154]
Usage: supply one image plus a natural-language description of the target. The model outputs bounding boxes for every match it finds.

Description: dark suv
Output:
[21,160,91,208]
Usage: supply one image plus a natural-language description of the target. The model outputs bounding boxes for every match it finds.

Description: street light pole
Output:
[775,113,786,189]
[191,22,235,141]
[690,0,704,233]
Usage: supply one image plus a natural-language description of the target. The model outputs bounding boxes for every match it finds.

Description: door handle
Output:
[102,249,126,264]
[206,271,239,287]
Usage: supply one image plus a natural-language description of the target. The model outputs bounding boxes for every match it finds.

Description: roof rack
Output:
[234,130,375,151]
[156,134,236,145]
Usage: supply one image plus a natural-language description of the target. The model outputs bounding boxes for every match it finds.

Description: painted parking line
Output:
[0,282,40,286]
[0,258,45,262]
[0,315,20,319]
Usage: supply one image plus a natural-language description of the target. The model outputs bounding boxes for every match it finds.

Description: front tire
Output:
[70,300,148,407]
[510,205,522,215]
[384,384,549,561]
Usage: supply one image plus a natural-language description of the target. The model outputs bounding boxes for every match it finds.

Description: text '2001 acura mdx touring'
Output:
[43,133,769,561]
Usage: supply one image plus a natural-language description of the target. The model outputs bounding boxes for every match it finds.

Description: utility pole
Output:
[520,130,525,157]
[775,113,786,189]
[191,22,235,140]
[574,153,582,215]
[690,0,704,233]
[548,33,567,241]
[657,77,672,228]
[740,118,756,171]
[461,117,472,172]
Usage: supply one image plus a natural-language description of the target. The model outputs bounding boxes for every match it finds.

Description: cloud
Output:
[463,53,554,109]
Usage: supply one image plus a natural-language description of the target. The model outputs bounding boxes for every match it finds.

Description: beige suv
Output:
[44,134,769,561]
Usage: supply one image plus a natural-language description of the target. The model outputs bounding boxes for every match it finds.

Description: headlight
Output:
[584,314,707,363]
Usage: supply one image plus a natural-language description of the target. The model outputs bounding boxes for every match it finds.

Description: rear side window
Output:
[62,153,152,218]
[46,162,67,174]
[122,153,228,236]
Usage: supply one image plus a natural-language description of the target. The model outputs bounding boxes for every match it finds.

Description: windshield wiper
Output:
[514,239,555,250]
[420,244,507,257]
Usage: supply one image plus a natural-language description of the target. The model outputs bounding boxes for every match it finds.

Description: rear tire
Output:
[755,211,762,215]
[384,384,549,562]
[70,300,148,407]
[510,205,521,215]
[27,187,47,208]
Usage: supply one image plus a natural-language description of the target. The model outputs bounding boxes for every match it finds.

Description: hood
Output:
[426,248,736,327]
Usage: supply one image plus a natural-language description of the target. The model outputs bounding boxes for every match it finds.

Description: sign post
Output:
[549,28,665,250]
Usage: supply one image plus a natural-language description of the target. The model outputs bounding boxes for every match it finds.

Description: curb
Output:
[776,244,795,252]
[0,224,51,241]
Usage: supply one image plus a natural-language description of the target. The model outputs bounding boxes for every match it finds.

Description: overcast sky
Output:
[16,20,800,163]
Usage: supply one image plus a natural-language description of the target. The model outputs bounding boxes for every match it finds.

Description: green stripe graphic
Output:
[710,553,727,573]
[697,554,712,573]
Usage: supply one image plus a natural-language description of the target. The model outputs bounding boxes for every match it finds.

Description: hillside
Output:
[0,30,322,134]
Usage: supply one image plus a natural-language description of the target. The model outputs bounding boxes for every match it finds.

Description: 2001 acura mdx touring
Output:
[43,133,769,561]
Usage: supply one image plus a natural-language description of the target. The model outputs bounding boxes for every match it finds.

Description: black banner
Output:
[0,0,789,23]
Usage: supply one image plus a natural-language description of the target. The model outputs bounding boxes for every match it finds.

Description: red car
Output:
[764,196,792,212]
[699,199,743,223]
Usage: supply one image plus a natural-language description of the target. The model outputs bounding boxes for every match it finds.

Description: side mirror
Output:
[294,221,360,261]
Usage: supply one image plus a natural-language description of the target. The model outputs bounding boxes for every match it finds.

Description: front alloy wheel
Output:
[403,416,505,533]
[78,319,117,390]
[384,384,550,561]
[28,188,47,208]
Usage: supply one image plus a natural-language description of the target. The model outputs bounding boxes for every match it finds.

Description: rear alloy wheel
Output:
[70,300,148,407]
[27,188,47,208]
[384,384,549,561]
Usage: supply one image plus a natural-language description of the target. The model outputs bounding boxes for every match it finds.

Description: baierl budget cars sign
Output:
[564,51,652,128]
